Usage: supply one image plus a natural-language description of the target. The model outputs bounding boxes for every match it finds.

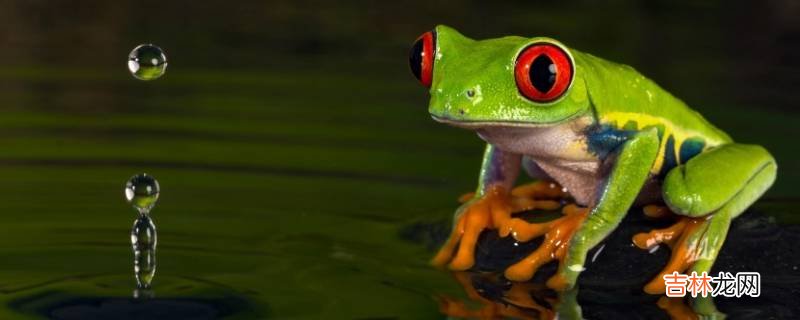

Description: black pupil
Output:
[530,55,556,93]
[409,39,424,81]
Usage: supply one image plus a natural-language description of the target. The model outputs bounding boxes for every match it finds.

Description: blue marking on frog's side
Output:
[585,124,636,159]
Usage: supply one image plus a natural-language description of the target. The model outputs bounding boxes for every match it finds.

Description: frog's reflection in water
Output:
[437,272,568,319]
[437,271,722,320]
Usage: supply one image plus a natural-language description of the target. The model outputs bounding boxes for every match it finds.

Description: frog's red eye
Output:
[409,31,435,87]
[514,43,574,102]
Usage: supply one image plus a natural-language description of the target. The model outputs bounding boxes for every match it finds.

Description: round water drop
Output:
[125,173,160,215]
[128,44,167,80]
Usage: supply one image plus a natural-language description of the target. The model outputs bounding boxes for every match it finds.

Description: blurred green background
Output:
[0,0,797,318]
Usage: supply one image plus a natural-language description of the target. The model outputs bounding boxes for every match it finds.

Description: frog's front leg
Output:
[633,144,776,295]
[432,144,521,270]
[432,144,564,270]
[505,128,661,287]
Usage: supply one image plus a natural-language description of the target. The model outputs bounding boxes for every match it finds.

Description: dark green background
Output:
[0,0,796,318]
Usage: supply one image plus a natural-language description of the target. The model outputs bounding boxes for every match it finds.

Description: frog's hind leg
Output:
[633,144,776,295]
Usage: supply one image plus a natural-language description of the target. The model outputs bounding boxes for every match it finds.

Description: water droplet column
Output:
[132,215,157,290]
[125,173,160,291]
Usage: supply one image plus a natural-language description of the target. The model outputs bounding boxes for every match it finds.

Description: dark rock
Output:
[401,208,800,319]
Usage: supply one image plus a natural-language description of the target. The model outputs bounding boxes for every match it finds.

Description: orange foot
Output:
[642,204,674,219]
[633,216,707,294]
[504,204,590,287]
[433,181,567,271]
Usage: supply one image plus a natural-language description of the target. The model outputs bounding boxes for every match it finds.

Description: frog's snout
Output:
[429,84,484,121]
[454,85,484,116]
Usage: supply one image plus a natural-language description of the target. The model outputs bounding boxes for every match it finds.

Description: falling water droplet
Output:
[128,44,167,80]
[132,215,157,289]
[125,173,160,215]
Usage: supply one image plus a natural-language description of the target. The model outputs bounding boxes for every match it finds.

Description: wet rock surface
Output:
[401,208,800,319]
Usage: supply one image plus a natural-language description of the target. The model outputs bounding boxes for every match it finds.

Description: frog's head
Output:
[410,25,590,128]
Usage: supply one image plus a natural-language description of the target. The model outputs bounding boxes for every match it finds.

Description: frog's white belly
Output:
[475,117,604,205]
[524,158,602,206]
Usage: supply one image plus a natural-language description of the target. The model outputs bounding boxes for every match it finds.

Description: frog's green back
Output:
[572,50,732,146]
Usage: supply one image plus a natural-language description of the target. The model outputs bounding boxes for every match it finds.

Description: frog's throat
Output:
[431,111,588,130]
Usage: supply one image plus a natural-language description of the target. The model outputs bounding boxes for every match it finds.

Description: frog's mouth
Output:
[431,114,575,129]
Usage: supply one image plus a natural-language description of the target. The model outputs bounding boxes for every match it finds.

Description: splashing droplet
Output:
[132,215,157,289]
[128,44,167,80]
[125,173,160,215]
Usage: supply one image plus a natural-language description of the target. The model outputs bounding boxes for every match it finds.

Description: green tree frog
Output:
[409,25,777,294]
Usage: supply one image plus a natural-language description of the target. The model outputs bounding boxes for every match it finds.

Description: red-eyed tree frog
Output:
[409,25,777,294]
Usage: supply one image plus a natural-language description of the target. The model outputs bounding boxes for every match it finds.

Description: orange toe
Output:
[449,199,493,270]
[457,192,475,204]
[511,181,567,200]
[632,218,688,249]
[634,217,707,294]
[504,204,589,283]
[643,204,673,219]
[546,274,570,291]
[499,218,554,241]
[432,185,512,270]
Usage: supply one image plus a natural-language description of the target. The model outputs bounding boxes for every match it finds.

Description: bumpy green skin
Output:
[427,25,777,296]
